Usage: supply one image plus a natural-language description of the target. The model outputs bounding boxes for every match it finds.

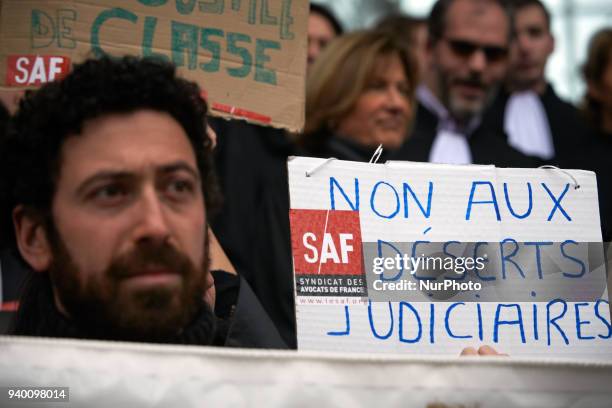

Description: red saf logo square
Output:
[6,55,71,87]
[290,209,364,276]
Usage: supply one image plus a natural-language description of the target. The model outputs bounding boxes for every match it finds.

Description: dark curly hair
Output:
[0,56,220,248]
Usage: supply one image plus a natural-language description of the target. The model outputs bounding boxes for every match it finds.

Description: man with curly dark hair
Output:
[0,56,285,347]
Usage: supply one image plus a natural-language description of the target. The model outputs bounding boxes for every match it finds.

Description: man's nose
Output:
[467,48,487,73]
[516,33,530,53]
[133,187,171,245]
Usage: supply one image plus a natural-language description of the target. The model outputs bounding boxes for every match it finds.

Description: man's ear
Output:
[12,205,53,272]
[587,79,603,102]
[548,33,555,57]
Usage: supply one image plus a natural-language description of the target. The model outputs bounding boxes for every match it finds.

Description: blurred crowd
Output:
[0,0,611,350]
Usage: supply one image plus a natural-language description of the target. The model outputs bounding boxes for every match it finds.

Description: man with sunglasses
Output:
[485,0,589,167]
[396,0,536,167]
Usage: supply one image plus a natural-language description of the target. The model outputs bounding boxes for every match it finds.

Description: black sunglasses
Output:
[445,38,508,63]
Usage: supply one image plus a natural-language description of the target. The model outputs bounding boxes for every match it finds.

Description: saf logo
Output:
[6,55,71,86]
[290,209,364,276]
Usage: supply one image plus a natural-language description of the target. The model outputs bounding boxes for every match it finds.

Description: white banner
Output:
[1,335,612,407]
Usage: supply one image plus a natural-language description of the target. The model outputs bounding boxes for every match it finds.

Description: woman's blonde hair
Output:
[303,30,418,144]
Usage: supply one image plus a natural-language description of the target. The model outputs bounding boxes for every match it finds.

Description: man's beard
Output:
[440,71,499,125]
[47,228,215,343]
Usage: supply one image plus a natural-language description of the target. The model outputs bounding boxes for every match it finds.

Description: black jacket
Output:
[210,118,297,348]
[484,84,590,168]
[394,102,539,167]
[577,128,612,241]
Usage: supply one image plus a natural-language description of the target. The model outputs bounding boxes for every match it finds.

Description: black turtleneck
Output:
[307,129,397,162]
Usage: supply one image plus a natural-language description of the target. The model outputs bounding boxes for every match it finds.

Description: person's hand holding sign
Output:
[460,345,508,356]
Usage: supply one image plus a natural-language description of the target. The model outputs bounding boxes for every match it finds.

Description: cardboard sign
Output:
[288,157,612,359]
[0,0,308,131]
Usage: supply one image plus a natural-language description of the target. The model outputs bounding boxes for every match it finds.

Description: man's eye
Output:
[527,27,543,38]
[166,179,195,198]
[90,185,128,205]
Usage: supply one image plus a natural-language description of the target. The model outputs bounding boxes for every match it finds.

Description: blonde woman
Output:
[302,30,417,160]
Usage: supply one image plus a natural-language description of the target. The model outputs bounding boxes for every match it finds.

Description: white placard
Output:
[288,157,612,359]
